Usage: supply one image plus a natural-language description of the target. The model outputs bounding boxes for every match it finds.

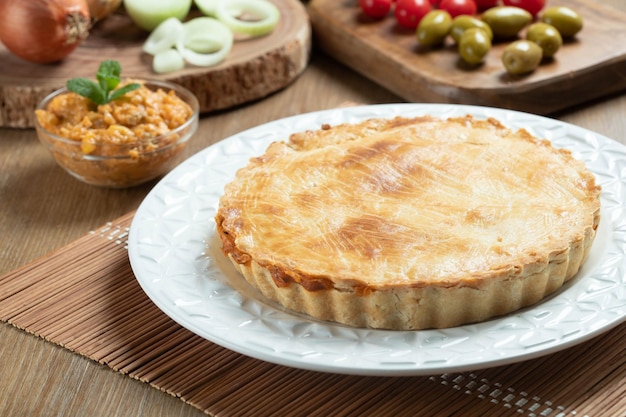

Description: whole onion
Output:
[0,0,91,63]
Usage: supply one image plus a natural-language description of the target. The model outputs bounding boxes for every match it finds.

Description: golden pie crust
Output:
[215,115,601,330]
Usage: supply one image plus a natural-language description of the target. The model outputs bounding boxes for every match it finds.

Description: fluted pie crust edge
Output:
[215,115,601,330]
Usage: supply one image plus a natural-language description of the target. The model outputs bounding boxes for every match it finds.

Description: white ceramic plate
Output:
[128,104,626,376]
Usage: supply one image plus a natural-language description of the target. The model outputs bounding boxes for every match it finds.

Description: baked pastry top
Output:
[215,115,601,330]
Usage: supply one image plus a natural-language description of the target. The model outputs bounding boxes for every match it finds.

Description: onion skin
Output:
[0,0,91,63]
[86,0,122,21]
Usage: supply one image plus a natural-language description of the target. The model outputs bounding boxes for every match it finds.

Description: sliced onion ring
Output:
[184,37,224,54]
[143,17,183,55]
[215,0,280,37]
[193,0,219,16]
[152,49,185,73]
[176,17,233,67]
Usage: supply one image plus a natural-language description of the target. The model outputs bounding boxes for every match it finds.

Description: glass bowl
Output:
[34,80,199,188]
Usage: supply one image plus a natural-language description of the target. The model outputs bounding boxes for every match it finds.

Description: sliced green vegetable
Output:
[66,60,140,105]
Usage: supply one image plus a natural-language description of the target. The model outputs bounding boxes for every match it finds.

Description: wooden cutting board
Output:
[0,0,311,128]
[307,0,626,114]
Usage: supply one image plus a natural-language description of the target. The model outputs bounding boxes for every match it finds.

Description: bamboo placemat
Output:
[1,212,625,416]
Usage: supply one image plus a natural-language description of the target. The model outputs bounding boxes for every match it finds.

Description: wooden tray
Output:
[0,0,311,128]
[307,0,626,114]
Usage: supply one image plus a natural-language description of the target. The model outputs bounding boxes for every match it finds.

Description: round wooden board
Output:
[0,0,311,128]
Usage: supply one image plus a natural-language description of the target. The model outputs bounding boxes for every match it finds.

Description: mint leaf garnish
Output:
[66,60,140,105]
[96,60,122,92]
[109,83,141,101]
[66,78,106,104]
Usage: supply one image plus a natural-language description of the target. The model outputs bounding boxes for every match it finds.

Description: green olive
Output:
[481,6,532,39]
[526,22,562,58]
[541,6,583,37]
[459,28,492,65]
[502,40,543,75]
[417,10,453,47]
[450,15,493,44]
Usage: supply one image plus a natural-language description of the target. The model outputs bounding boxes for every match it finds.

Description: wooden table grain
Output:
[2,7,626,414]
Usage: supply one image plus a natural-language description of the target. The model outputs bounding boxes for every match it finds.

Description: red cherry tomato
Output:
[359,0,393,18]
[474,0,499,10]
[438,0,477,17]
[502,0,545,16]
[394,0,432,29]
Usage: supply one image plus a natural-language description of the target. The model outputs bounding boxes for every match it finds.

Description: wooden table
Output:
[1,8,626,415]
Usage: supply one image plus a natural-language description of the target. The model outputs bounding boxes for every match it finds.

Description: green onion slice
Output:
[215,0,280,37]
